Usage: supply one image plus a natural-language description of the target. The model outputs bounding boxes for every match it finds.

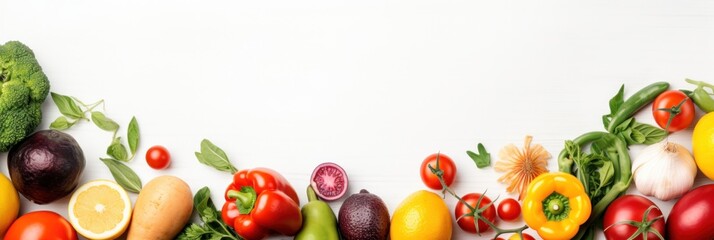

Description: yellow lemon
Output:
[390,190,452,240]
[693,112,714,180]
[0,173,19,237]
[68,180,132,240]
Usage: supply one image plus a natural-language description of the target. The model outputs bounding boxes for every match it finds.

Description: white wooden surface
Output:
[2,1,714,239]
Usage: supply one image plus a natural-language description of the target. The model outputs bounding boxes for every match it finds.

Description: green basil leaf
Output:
[195,139,238,174]
[609,85,625,115]
[100,158,142,193]
[598,160,614,187]
[466,143,491,168]
[632,122,667,145]
[51,92,84,119]
[49,116,74,130]
[91,111,119,132]
[128,116,140,155]
[107,139,129,161]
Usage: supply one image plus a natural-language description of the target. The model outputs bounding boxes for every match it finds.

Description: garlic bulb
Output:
[632,140,697,201]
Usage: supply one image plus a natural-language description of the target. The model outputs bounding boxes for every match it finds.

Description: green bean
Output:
[606,82,669,133]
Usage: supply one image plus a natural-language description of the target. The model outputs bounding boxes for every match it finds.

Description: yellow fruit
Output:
[390,190,452,240]
[0,173,19,237]
[68,180,132,240]
[693,112,714,180]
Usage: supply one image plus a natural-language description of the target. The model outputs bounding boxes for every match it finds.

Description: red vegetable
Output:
[603,195,665,240]
[420,153,456,190]
[454,193,496,234]
[652,90,694,132]
[145,145,171,169]
[222,167,302,239]
[4,211,77,240]
[497,198,521,222]
[667,184,714,240]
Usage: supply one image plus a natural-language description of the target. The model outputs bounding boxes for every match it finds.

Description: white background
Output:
[2,1,714,239]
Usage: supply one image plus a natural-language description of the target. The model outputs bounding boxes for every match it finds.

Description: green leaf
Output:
[632,122,667,145]
[49,116,74,130]
[128,117,140,155]
[107,139,129,161]
[91,111,119,132]
[195,139,238,174]
[466,143,491,168]
[602,114,612,130]
[51,92,84,119]
[598,160,615,187]
[100,158,142,193]
[609,85,625,115]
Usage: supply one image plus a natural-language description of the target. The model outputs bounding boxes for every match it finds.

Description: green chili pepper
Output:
[295,186,339,240]
[606,82,669,133]
[686,79,714,112]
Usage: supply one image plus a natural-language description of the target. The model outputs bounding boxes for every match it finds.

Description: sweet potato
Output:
[127,175,193,240]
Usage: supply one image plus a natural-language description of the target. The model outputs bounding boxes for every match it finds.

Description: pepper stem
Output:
[227,186,257,214]
[543,192,570,221]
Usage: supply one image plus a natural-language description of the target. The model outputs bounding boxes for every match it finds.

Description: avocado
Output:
[8,130,85,204]
[338,189,390,240]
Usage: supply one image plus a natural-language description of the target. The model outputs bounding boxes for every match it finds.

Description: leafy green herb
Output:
[100,158,142,193]
[195,139,238,174]
[177,187,241,240]
[466,143,491,168]
[602,86,667,146]
[91,111,119,132]
[49,116,74,130]
[51,92,85,119]
[107,138,129,161]
[128,117,140,155]
[50,93,143,192]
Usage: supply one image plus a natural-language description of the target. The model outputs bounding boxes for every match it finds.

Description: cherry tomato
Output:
[508,233,536,240]
[497,198,521,221]
[455,193,496,234]
[652,90,694,132]
[146,145,171,169]
[4,211,77,240]
[603,195,665,240]
[420,153,456,190]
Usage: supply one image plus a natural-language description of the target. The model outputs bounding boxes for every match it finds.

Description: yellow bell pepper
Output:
[522,172,591,240]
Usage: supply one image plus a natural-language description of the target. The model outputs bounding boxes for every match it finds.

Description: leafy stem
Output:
[428,153,528,239]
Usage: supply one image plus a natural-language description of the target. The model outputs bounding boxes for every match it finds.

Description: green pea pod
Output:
[294,186,339,240]
[606,82,669,133]
[686,79,714,112]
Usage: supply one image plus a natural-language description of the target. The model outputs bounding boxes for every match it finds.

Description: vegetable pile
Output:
[7,40,714,240]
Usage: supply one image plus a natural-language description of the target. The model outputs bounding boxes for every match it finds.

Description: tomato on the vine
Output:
[652,90,694,132]
[146,145,171,169]
[420,153,456,190]
[497,198,521,222]
[455,193,496,234]
[603,195,665,240]
[4,211,77,240]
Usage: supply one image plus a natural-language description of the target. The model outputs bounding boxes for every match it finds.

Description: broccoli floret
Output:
[0,41,50,152]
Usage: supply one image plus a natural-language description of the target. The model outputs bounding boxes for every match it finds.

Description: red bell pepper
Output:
[221,167,302,239]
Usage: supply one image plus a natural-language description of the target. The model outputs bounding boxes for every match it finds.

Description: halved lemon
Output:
[68,180,132,240]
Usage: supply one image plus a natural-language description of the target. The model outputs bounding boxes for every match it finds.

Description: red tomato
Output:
[4,211,77,240]
[497,198,521,221]
[146,145,171,169]
[667,184,714,239]
[420,153,456,190]
[508,233,536,240]
[455,193,496,234]
[652,90,694,132]
[603,195,665,240]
